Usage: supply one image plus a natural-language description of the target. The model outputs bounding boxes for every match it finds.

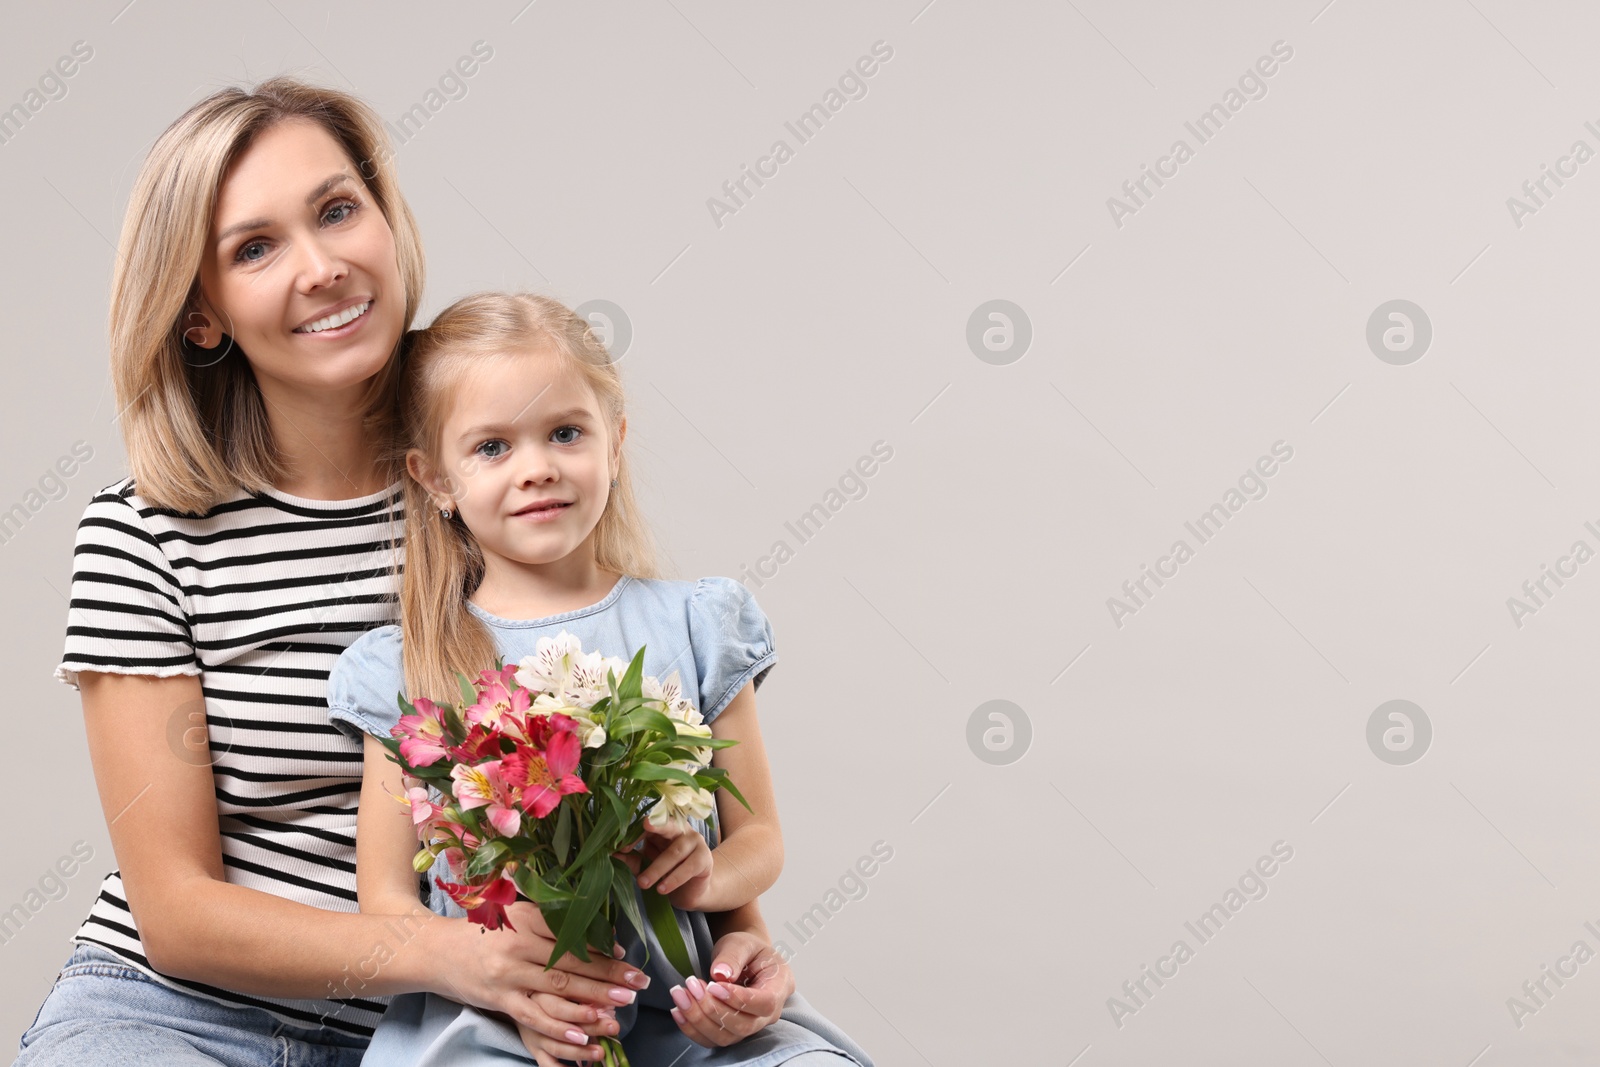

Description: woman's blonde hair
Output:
[398,292,663,701]
[111,76,426,514]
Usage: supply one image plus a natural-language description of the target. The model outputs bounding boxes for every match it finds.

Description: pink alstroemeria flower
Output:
[464,681,531,736]
[449,724,502,764]
[475,664,521,694]
[503,728,587,820]
[435,826,482,879]
[403,786,443,827]
[394,697,451,767]
[450,760,523,837]
[435,875,519,930]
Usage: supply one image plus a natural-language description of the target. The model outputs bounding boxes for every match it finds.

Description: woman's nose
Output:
[297,235,347,290]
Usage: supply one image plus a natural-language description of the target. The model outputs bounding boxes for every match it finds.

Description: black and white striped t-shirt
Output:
[55,476,405,1038]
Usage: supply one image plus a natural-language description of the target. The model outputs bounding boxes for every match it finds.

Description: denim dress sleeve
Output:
[687,577,778,724]
[325,624,406,741]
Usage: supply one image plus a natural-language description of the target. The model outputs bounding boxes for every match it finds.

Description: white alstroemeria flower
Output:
[643,670,683,709]
[647,768,715,829]
[515,631,585,696]
[566,709,608,749]
[668,697,704,728]
[671,718,713,765]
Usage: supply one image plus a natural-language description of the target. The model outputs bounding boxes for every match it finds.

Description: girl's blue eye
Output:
[476,440,509,459]
[552,425,582,444]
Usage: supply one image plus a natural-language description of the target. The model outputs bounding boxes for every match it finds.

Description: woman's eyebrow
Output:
[214,173,358,244]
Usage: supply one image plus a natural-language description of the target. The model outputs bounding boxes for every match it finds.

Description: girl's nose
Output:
[517,448,558,485]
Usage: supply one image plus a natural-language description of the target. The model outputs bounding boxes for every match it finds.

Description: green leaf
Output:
[618,648,646,701]
[643,885,695,981]
[609,858,648,947]
[607,709,671,741]
[586,903,615,961]
[465,839,512,878]
[456,671,478,707]
[440,702,468,744]
[568,804,620,871]
[715,775,751,813]
[553,802,573,866]
[511,863,577,906]
[630,763,701,788]
[601,784,629,829]
[549,861,611,968]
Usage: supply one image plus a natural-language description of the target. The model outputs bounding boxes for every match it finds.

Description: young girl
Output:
[325,292,872,1066]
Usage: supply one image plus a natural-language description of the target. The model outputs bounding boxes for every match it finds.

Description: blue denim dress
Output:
[326,575,872,1067]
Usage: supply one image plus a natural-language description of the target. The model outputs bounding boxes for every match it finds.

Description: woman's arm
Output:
[354,733,442,916]
[81,671,646,1019]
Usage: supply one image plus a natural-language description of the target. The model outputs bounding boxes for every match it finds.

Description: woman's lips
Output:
[293,299,373,338]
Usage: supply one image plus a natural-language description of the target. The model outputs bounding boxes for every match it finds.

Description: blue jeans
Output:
[12,943,369,1067]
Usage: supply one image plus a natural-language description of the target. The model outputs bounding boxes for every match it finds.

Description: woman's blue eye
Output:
[476,440,509,459]
[236,241,267,263]
[552,426,582,444]
[324,200,357,224]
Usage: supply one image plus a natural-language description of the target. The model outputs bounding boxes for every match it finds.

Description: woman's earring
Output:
[610,478,618,488]
[440,507,453,520]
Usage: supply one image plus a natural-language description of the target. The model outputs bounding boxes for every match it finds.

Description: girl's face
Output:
[194,118,405,403]
[419,351,623,575]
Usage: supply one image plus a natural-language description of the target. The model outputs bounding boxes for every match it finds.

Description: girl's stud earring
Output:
[440,507,453,520]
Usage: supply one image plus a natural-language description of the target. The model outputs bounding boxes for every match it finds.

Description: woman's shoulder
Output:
[74,475,254,531]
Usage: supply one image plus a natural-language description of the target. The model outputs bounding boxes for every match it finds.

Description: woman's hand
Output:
[613,817,716,910]
[667,930,795,1048]
[427,900,646,1054]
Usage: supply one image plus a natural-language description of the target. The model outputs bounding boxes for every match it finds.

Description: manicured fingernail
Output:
[671,1006,685,1025]
[669,984,691,1011]
[711,963,733,980]
[608,987,636,1005]
[686,976,706,1000]
[624,969,650,989]
[708,982,732,1002]
[613,944,626,959]
[565,1029,589,1044]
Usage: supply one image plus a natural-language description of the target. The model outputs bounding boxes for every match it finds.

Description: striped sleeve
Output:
[55,482,199,690]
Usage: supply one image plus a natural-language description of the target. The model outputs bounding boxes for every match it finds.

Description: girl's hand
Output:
[430,900,648,1050]
[513,995,619,1066]
[667,931,795,1048]
[613,817,715,911]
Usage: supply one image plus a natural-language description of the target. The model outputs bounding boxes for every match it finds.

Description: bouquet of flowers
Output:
[381,631,747,1063]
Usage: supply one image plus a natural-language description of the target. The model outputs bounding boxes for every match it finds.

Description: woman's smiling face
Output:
[194,118,405,398]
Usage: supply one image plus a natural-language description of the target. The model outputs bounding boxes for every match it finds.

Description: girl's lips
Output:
[514,503,571,523]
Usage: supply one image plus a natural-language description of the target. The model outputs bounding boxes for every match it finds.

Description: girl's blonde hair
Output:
[111,76,426,514]
[398,292,663,701]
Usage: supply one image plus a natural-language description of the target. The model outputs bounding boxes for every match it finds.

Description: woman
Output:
[14,77,799,1066]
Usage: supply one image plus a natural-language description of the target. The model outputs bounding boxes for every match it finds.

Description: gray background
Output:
[2,0,1597,1063]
